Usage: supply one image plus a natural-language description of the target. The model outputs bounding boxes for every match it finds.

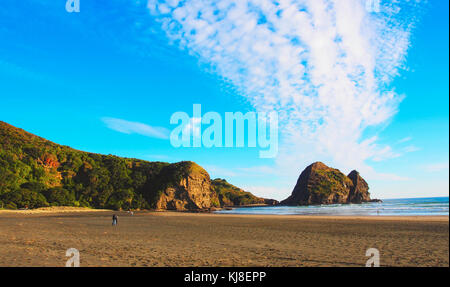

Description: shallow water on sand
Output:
[215,197,449,216]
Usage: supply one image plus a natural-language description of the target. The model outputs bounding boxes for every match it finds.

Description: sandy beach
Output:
[0,208,448,267]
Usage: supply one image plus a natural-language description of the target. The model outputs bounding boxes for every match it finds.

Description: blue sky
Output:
[0,0,448,200]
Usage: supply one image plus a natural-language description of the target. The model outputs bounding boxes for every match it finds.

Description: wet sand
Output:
[0,209,448,267]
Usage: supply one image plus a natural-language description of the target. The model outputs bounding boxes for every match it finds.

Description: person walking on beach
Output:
[112,214,118,226]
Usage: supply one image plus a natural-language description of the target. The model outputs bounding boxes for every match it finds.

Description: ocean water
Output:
[214,197,449,216]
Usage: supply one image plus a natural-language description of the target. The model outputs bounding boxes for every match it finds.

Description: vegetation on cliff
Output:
[0,121,271,210]
[212,178,267,206]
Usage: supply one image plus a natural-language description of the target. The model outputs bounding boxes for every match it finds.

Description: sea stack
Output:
[280,162,373,206]
[347,170,371,203]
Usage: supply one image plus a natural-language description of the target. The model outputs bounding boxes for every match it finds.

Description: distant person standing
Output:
[112,214,118,226]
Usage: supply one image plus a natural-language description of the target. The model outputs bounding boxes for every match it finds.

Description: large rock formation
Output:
[280,162,372,206]
[155,162,220,211]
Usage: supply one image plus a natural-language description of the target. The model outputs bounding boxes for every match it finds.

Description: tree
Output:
[0,189,49,209]
[43,187,76,206]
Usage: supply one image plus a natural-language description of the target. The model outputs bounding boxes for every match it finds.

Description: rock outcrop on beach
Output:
[155,162,220,211]
[280,162,373,206]
[0,121,273,211]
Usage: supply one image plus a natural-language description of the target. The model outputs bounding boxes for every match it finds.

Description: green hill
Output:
[0,121,274,210]
[212,178,278,206]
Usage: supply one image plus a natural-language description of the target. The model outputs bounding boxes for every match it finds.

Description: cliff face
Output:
[280,162,371,206]
[156,162,220,211]
[347,170,371,203]
[0,121,271,211]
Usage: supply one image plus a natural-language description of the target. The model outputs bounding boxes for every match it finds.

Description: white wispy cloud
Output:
[146,0,424,180]
[402,145,420,153]
[397,136,413,144]
[102,117,170,139]
[423,162,449,173]
[204,165,239,177]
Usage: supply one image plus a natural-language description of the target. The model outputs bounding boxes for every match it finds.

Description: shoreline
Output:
[152,211,449,222]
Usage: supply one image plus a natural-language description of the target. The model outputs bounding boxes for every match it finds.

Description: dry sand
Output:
[0,209,448,267]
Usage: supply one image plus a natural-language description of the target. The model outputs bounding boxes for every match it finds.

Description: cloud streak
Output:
[102,117,170,139]
[146,0,424,179]
[424,162,449,173]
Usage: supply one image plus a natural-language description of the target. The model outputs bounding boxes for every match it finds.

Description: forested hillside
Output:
[0,121,274,210]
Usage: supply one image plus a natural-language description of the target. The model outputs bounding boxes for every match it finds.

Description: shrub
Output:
[0,189,49,209]
[43,187,76,206]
